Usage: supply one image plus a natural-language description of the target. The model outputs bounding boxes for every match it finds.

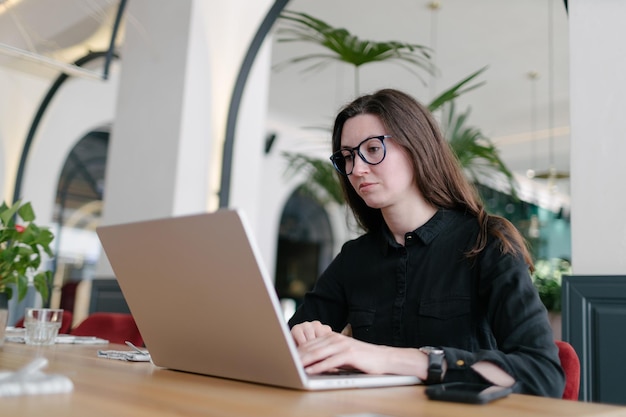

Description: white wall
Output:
[0,68,49,204]
[569,0,626,274]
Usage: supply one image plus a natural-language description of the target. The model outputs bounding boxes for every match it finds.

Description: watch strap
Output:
[420,346,445,384]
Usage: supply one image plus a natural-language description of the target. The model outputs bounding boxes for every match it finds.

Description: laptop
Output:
[96,209,421,390]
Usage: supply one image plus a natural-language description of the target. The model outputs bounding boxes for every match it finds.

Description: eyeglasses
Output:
[329,135,390,176]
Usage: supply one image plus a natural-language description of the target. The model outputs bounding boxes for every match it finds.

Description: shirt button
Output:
[456,360,465,367]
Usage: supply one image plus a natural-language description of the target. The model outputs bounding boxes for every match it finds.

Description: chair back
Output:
[71,312,143,346]
[555,340,580,400]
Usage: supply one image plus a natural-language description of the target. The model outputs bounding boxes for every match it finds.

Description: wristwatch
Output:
[419,346,445,384]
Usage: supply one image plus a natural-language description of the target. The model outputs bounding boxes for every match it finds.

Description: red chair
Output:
[555,340,580,400]
[71,312,143,346]
[15,310,74,334]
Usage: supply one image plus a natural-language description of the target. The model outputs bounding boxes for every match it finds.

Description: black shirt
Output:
[289,209,565,397]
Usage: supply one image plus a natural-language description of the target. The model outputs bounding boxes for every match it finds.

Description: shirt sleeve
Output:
[442,238,566,398]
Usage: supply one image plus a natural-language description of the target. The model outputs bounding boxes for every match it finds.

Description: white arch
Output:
[21,61,120,227]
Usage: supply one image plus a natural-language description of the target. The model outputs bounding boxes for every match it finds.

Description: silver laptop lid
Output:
[97,209,309,389]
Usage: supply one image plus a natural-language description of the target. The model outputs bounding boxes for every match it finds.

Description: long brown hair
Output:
[331,88,532,269]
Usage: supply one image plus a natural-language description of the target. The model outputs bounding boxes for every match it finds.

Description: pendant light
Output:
[533,0,569,187]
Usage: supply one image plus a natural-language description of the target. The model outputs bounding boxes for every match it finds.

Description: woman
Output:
[288,89,565,397]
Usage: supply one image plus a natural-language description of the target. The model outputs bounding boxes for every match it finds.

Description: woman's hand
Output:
[290,321,333,346]
[295,330,395,375]
[291,321,430,377]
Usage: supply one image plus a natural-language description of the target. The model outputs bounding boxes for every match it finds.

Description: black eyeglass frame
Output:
[329,135,391,176]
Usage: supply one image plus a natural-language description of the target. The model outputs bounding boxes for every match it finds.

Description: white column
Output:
[101,0,210,227]
[96,0,274,276]
[569,0,626,274]
[79,0,274,322]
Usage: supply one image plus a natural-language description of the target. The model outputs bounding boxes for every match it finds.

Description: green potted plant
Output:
[531,258,571,313]
[531,257,571,340]
[0,200,55,342]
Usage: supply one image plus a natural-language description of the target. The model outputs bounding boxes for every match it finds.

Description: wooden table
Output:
[1,342,626,417]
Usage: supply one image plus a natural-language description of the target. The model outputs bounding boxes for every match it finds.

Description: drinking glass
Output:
[24,308,64,346]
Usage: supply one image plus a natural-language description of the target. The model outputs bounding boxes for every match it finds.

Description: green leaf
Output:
[428,67,488,112]
[276,10,436,88]
[442,102,517,198]
[3,287,13,300]
[17,201,35,222]
[16,273,29,301]
[282,151,344,205]
[38,229,55,256]
[0,200,20,226]
[33,271,52,302]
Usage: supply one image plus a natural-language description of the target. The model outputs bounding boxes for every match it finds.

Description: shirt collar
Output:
[379,208,451,253]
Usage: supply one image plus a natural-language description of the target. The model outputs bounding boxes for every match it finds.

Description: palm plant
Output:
[276,10,436,95]
[282,152,345,205]
[277,11,516,205]
[429,68,515,191]
[442,102,515,190]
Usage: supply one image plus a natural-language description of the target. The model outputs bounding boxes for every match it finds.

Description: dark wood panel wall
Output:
[562,275,626,405]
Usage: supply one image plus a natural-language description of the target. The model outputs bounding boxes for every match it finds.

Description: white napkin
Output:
[0,358,74,397]
[4,328,108,345]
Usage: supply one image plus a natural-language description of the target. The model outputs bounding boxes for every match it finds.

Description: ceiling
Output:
[0,0,572,201]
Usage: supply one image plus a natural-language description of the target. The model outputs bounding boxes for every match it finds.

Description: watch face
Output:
[420,346,444,355]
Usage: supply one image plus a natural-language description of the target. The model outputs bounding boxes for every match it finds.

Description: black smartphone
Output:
[425,382,513,404]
